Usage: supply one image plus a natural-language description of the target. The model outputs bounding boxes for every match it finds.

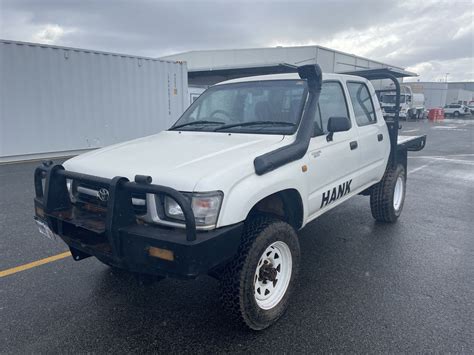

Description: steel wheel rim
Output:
[393,176,404,211]
[254,241,292,310]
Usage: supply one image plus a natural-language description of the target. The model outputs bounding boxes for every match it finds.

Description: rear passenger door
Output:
[305,81,360,217]
[346,81,388,185]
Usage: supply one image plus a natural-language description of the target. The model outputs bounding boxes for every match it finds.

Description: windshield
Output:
[171,80,307,134]
[382,94,406,104]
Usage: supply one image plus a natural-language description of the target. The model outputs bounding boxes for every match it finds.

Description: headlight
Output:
[163,191,223,227]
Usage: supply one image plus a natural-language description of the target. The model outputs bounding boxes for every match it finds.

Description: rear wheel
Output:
[220,217,300,330]
[370,164,406,223]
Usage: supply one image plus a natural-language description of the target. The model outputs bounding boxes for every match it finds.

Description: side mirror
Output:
[326,116,351,142]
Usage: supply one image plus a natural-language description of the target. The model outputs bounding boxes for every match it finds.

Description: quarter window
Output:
[314,81,349,135]
[347,82,377,126]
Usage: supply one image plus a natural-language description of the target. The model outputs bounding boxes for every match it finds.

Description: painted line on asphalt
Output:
[443,154,474,157]
[408,163,431,175]
[0,251,71,278]
[409,156,474,165]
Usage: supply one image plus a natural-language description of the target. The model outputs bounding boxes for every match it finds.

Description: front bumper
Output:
[34,163,243,279]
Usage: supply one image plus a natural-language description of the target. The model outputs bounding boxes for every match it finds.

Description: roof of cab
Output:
[216,72,364,85]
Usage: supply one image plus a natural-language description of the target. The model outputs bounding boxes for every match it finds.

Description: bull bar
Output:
[33,162,243,278]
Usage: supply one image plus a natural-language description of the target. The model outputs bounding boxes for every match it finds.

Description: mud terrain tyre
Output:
[220,217,300,330]
[370,163,406,223]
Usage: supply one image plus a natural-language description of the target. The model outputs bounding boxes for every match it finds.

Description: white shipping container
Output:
[0,40,188,163]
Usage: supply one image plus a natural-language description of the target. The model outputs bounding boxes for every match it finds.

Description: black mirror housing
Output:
[326,116,351,142]
[327,116,351,133]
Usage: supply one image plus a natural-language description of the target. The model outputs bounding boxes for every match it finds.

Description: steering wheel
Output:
[210,110,232,120]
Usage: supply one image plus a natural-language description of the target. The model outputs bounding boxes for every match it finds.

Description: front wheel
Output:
[370,164,406,223]
[220,218,300,330]
[454,111,460,117]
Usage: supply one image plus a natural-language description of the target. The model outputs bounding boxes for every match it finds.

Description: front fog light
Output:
[164,191,223,227]
[164,197,186,220]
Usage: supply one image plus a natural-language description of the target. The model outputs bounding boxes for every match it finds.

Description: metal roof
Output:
[340,67,417,80]
[0,39,174,63]
[160,45,405,70]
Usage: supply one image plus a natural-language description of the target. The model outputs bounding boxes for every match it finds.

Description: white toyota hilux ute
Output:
[33,65,426,330]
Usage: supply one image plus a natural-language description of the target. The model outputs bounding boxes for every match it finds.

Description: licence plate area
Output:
[47,213,112,256]
[49,205,106,234]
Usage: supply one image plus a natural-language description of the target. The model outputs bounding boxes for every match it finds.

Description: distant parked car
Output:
[443,104,468,117]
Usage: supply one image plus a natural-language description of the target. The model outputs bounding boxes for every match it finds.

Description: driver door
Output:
[305,81,361,217]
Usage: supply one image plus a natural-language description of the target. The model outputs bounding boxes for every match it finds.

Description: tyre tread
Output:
[370,164,405,223]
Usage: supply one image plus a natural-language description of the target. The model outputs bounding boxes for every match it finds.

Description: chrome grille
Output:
[73,181,147,215]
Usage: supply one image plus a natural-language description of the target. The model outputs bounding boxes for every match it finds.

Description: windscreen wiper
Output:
[214,121,295,131]
[171,120,225,130]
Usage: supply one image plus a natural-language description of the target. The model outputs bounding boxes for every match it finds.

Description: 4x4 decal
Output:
[320,179,352,208]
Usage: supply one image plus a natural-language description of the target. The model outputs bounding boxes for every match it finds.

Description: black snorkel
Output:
[254,64,323,175]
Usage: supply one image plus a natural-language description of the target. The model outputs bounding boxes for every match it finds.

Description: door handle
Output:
[350,141,358,150]
[377,134,383,141]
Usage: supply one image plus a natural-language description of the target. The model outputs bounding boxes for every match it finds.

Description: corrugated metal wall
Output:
[0,40,188,162]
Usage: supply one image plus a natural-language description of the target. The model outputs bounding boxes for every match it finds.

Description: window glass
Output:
[314,81,349,135]
[347,82,377,126]
[173,80,307,134]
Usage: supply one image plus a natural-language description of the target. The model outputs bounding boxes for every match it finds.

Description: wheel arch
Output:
[216,161,308,229]
[245,189,304,230]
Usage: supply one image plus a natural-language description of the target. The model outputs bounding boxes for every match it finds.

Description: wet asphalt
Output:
[1,118,473,353]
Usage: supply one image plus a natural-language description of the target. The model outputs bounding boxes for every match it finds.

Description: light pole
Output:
[445,73,449,82]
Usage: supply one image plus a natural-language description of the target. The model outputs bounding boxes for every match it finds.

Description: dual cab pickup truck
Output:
[34,65,426,330]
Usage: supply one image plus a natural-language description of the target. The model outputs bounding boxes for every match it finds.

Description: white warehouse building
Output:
[160,45,412,90]
[403,82,474,109]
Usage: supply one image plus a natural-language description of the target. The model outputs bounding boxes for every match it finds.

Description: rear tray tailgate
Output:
[397,135,427,151]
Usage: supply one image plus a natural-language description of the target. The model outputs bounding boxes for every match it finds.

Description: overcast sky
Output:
[1,0,472,82]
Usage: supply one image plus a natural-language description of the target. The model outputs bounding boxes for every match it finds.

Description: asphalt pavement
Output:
[1,118,473,353]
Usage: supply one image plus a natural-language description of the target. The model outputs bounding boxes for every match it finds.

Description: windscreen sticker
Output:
[320,179,352,208]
